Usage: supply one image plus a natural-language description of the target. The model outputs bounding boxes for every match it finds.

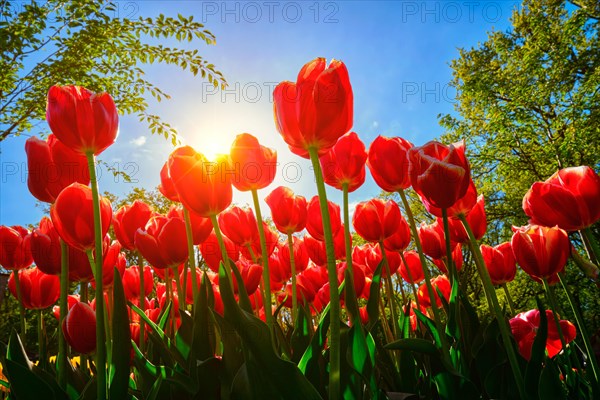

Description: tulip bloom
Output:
[511,225,570,284]
[306,196,341,241]
[481,242,516,285]
[113,201,154,251]
[218,206,258,247]
[135,215,188,270]
[422,180,478,219]
[319,132,367,192]
[510,309,576,360]
[93,241,126,288]
[167,146,232,217]
[46,85,119,155]
[63,302,97,354]
[25,134,90,203]
[336,261,366,298]
[200,232,240,273]
[305,228,347,267]
[523,166,600,231]
[273,57,353,158]
[8,267,60,309]
[241,222,279,261]
[278,236,309,274]
[0,225,33,271]
[352,199,401,243]
[408,141,471,209]
[122,266,154,303]
[417,220,450,261]
[432,244,463,274]
[367,135,413,192]
[229,133,277,191]
[383,215,411,252]
[417,275,451,308]
[167,206,213,245]
[447,194,487,243]
[265,186,307,234]
[158,161,180,202]
[403,302,429,332]
[352,243,400,278]
[398,251,425,284]
[50,183,112,252]
[230,258,263,295]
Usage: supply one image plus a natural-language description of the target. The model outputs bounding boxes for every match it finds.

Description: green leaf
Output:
[385,338,439,355]
[445,276,461,341]
[538,357,567,400]
[414,309,443,350]
[343,267,360,325]
[298,309,330,397]
[291,305,312,363]
[109,267,132,399]
[366,260,384,329]
[525,298,548,399]
[229,258,252,313]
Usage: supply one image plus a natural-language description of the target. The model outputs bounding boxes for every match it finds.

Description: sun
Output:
[189,134,233,161]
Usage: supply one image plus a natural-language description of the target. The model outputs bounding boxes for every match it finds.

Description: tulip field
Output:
[1,57,600,400]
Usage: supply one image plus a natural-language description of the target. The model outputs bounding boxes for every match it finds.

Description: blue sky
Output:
[0,0,521,227]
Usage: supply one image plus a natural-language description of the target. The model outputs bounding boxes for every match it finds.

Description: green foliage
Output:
[0,0,227,144]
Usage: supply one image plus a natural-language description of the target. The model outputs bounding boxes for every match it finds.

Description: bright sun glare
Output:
[191,135,232,161]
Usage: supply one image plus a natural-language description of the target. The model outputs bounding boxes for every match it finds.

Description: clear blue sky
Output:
[0,0,521,227]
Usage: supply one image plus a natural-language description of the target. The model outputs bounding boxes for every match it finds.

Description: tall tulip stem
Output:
[379,243,399,338]
[136,252,146,352]
[458,214,525,398]
[501,283,515,315]
[397,189,449,355]
[308,147,341,400]
[542,278,572,371]
[251,189,275,332]
[85,152,106,400]
[441,209,457,283]
[12,270,27,338]
[287,233,298,325]
[582,228,600,265]
[342,183,356,325]
[58,239,69,389]
[182,208,199,305]
[37,310,46,369]
[558,274,600,391]
[399,252,420,308]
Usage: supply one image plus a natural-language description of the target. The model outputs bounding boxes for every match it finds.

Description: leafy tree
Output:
[0,0,226,144]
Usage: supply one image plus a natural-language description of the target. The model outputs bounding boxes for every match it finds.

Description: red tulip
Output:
[278,236,309,274]
[446,194,487,243]
[46,85,119,155]
[158,161,180,202]
[523,166,600,231]
[52,294,80,320]
[181,268,202,305]
[269,251,288,290]
[265,186,307,234]
[167,206,213,245]
[135,214,188,269]
[306,196,341,241]
[153,263,184,281]
[421,180,478,219]
[241,221,279,261]
[50,183,112,252]
[305,228,346,266]
[319,131,367,192]
[408,141,471,209]
[93,241,126,288]
[231,258,263,295]
[337,261,366,298]
[167,146,232,217]
[8,267,60,309]
[417,275,451,308]
[67,244,96,282]
[352,243,400,278]
[510,309,577,360]
[297,265,329,302]
[432,244,463,274]
[122,265,154,303]
[398,251,424,284]
[63,302,97,354]
[403,301,429,332]
[113,200,154,250]
[367,135,413,192]
[511,224,570,284]
[313,283,332,313]
[218,206,258,247]
[481,242,516,285]
[417,220,451,260]
[25,134,90,203]
[0,225,32,271]
[352,199,401,243]
[200,232,240,273]
[273,57,353,158]
[229,133,277,191]
[383,215,411,252]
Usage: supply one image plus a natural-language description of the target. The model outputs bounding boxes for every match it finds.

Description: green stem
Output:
[308,147,341,400]
[542,278,572,371]
[173,266,184,311]
[85,152,106,400]
[558,274,600,391]
[251,189,275,333]
[459,214,525,398]
[379,243,399,338]
[582,228,600,266]
[38,310,46,369]
[502,283,516,315]
[182,207,198,305]
[79,279,89,375]
[397,189,449,355]
[441,208,457,283]
[287,233,298,325]
[136,252,146,353]
[58,239,69,389]
[12,270,27,338]
[342,184,356,325]
[399,252,420,309]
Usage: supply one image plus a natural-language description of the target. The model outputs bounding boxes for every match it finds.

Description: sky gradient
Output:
[0,0,521,227]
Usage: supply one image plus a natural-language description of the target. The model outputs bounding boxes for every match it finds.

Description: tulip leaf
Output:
[291,305,313,363]
[399,303,411,339]
[525,298,548,399]
[218,261,323,399]
[538,357,567,400]
[345,324,384,399]
[298,308,330,396]
[385,338,439,355]
[343,267,360,325]
[229,257,253,313]
[366,260,384,329]
[414,309,443,350]
[109,267,132,400]
[445,277,461,342]
[191,274,213,362]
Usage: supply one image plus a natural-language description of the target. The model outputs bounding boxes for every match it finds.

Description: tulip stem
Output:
[342,184,356,325]
[136,252,146,353]
[58,239,69,389]
[173,266,184,311]
[558,274,600,391]
[501,283,515,315]
[12,270,27,339]
[542,278,573,371]
[441,209,457,284]
[251,189,275,337]
[379,243,399,338]
[38,310,46,369]
[458,214,525,398]
[182,207,198,306]
[85,152,106,400]
[308,146,341,400]
[582,228,600,266]
[399,252,420,309]
[287,233,298,326]
[397,189,449,356]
